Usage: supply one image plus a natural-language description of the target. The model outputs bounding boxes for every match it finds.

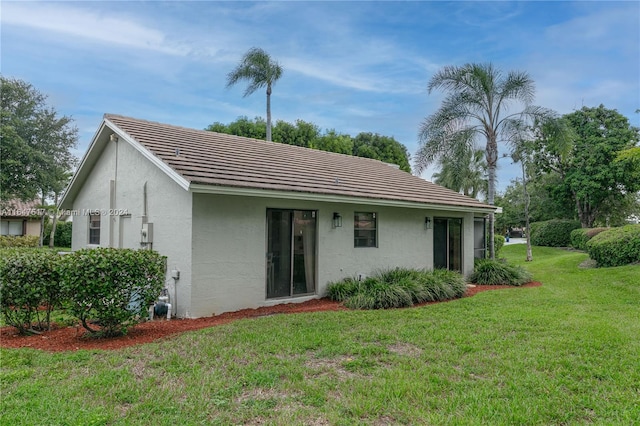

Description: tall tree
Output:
[1,76,77,206]
[511,144,534,261]
[533,105,640,227]
[353,132,411,173]
[312,129,353,155]
[416,63,550,258]
[432,144,486,199]
[272,119,320,147]
[206,118,411,170]
[226,48,283,142]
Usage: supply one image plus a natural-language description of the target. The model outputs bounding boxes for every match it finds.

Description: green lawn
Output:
[1,246,639,425]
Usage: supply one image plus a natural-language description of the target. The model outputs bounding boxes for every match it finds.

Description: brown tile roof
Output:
[105,114,493,211]
[1,199,41,217]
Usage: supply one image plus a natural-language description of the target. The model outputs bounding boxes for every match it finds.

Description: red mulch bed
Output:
[0,282,541,352]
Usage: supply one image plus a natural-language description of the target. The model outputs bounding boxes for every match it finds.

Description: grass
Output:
[2,245,639,425]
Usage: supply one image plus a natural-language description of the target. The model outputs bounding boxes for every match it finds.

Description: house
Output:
[0,199,42,237]
[60,114,495,318]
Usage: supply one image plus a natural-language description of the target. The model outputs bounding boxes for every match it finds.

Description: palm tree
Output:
[416,63,550,259]
[432,144,487,200]
[226,47,283,142]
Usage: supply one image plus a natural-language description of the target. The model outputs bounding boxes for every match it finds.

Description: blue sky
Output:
[2,1,639,192]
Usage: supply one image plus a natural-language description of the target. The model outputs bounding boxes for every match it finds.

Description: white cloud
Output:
[1,2,188,55]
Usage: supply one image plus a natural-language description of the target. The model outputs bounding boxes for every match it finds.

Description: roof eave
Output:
[189,183,496,213]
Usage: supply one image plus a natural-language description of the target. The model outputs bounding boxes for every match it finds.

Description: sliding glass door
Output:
[433,217,463,272]
[266,209,316,298]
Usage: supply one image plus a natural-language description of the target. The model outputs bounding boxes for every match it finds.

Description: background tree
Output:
[226,48,283,142]
[206,117,411,171]
[532,105,640,227]
[353,132,411,172]
[206,116,266,139]
[432,144,486,199]
[1,77,77,246]
[272,119,320,147]
[415,63,551,258]
[312,129,353,155]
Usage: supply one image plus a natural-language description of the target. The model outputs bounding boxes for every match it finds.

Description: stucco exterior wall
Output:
[190,193,476,317]
[25,220,41,236]
[70,135,193,317]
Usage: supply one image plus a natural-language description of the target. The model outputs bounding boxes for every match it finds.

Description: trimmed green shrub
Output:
[43,221,72,248]
[327,267,467,310]
[0,235,39,248]
[0,250,63,334]
[470,259,533,286]
[60,248,166,337]
[586,224,640,267]
[530,219,581,247]
[570,227,608,250]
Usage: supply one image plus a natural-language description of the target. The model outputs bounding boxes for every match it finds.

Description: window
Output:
[89,214,101,245]
[1,220,23,236]
[354,212,377,247]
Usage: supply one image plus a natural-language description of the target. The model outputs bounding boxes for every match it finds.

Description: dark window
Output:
[354,212,377,248]
[89,214,100,245]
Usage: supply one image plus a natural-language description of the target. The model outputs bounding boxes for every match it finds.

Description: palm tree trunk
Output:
[266,84,272,142]
[487,168,496,260]
[521,162,533,261]
[486,145,497,260]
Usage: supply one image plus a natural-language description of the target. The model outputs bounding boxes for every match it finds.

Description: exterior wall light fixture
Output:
[425,217,432,230]
[333,212,343,228]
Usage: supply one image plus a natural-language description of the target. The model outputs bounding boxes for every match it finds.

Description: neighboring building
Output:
[0,199,42,237]
[60,114,495,318]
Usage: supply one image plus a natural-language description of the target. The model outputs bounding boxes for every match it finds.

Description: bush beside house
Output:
[327,267,467,309]
[586,225,640,267]
[0,248,167,336]
[0,250,63,334]
[470,259,533,286]
[530,219,581,247]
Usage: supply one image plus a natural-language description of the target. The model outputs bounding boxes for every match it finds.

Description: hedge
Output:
[1,248,167,336]
[60,248,167,337]
[570,227,608,250]
[0,235,39,248]
[530,219,581,247]
[0,250,63,334]
[586,225,640,267]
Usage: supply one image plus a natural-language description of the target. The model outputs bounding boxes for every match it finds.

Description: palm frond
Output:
[226,47,283,97]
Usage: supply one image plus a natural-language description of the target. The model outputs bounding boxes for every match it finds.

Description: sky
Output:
[2,1,639,192]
